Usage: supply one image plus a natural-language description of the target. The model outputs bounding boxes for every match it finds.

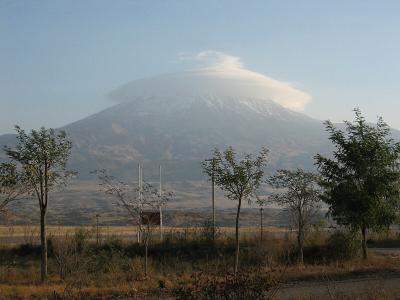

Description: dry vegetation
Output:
[0,225,399,299]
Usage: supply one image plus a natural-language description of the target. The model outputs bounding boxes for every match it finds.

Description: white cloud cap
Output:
[111,50,312,112]
[179,50,244,70]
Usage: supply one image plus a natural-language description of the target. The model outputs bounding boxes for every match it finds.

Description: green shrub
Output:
[302,230,360,263]
[73,228,91,253]
[325,231,360,261]
[200,219,221,243]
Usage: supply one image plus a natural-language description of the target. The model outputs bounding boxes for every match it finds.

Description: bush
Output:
[73,228,91,253]
[325,231,360,261]
[302,231,360,263]
[200,219,221,243]
[52,235,76,279]
[15,243,41,257]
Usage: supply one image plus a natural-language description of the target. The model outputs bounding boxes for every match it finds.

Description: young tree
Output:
[315,109,400,259]
[97,170,171,235]
[202,146,268,275]
[4,126,72,282]
[268,169,321,264]
[96,170,172,277]
[254,195,269,243]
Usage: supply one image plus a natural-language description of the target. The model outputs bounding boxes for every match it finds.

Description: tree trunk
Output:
[159,206,163,242]
[260,208,263,242]
[298,232,304,265]
[40,209,47,283]
[298,215,304,265]
[145,223,149,278]
[234,197,242,276]
[361,226,368,260]
[145,239,148,278]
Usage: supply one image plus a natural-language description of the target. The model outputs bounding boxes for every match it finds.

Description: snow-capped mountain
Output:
[49,65,330,180]
[108,61,312,113]
[0,62,332,180]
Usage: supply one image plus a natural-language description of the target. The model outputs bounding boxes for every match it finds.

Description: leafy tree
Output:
[4,126,72,282]
[202,146,268,275]
[268,169,321,264]
[315,109,400,259]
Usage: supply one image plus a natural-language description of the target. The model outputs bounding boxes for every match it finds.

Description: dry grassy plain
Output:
[0,225,288,246]
[0,225,399,299]
[0,225,288,236]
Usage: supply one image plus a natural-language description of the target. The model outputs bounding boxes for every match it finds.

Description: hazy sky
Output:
[1,0,400,134]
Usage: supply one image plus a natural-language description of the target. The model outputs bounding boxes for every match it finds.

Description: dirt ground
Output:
[275,249,400,299]
[276,275,400,299]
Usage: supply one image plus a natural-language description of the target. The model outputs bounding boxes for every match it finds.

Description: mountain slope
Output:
[2,67,396,181]
[48,65,323,179]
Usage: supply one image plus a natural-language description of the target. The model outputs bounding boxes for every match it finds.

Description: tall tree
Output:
[268,169,321,264]
[4,126,72,282]
[202,146,268,275]
[315,109,400,259]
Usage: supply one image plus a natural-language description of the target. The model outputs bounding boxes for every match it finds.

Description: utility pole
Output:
[159,164,163,242]
[137,163,142,243]
[260,207,264,242]
[140,165,143,243]
[96,213,100,245]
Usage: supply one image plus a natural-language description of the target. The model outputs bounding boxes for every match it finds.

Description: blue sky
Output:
[1,0,400,133]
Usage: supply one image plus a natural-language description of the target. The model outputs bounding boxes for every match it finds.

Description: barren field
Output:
[0,225,289,246]
[1,225,400,299]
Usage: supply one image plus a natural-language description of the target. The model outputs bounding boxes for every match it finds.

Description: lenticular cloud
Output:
[109,51,312,112]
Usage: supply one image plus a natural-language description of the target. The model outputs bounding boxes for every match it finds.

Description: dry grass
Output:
[0,227,399,299]
[1,261,398,300]
[0,284,151,300]
[0,225,288,237]
[0,225,288,247]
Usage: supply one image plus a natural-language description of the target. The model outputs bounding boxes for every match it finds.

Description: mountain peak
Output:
[109,57,312,113]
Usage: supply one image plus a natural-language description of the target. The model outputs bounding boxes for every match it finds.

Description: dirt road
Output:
[275,249,400,299]
[275,275,400,299]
